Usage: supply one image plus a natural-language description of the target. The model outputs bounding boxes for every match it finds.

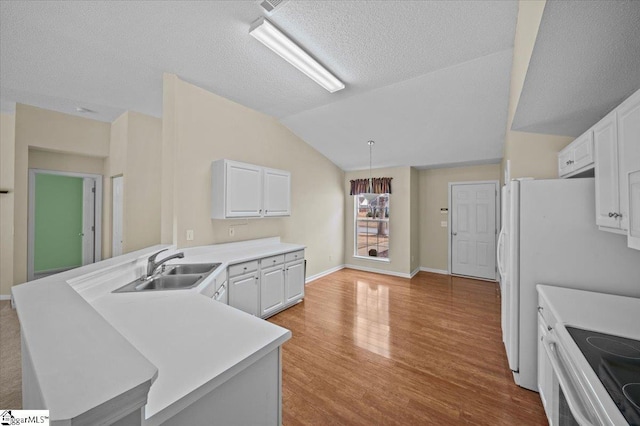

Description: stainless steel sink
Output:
[113,263,221,293]
[135,275,203,291]
[164,263,220,275]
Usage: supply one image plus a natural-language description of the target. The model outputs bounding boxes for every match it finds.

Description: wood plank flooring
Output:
[268,269,547,425]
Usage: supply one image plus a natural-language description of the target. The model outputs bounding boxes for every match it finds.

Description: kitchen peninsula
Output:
[11,238,301,425]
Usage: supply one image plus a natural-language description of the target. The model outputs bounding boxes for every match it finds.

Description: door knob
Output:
[452,232,457,236]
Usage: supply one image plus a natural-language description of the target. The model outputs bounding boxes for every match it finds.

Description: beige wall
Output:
[345,166,414,276]
[419,164,501,271]
[104,111,162,256]
[161,74,345,278]
[13,104,110,285]
[28,149,105,175]
[502,0,573,181]
[1,113,16,295]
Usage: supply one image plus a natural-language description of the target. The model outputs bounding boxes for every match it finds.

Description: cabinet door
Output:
[617,90,640,231]
[260,264,285,316]
[214,281,228,305]
[572,131,594,172]
[629,170,640,250]
[558,147,574,177]
[226,161,263,217]
[285,259,305,303]
[229,272,259,316]
[263,168,291,217]
[594,112,621,230]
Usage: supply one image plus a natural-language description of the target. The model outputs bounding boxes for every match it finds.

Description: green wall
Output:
[34,174,83,272]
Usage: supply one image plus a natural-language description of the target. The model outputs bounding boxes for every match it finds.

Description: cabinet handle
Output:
[259,209,262,214]
[547,325,553,331]
[609,212,614,217]
[537,306,543,312]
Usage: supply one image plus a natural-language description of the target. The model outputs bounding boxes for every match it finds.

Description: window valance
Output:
[349,177,392,195]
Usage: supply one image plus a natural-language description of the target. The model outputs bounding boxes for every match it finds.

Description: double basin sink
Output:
[113,263,221,293]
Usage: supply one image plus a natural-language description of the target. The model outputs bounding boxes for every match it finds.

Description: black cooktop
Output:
[567,326,640,426]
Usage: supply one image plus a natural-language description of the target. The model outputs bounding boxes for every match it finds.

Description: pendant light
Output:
[361,140,378,205]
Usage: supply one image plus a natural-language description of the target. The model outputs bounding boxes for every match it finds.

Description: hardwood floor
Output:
[268,269,547,425]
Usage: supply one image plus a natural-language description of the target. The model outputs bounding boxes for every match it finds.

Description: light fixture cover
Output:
[249,17,345,93]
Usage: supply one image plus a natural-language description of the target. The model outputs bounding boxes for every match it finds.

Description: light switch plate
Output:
[186,230,194,241]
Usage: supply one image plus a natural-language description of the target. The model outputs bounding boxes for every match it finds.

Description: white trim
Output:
[447,180,500,281]
[344,264,412,279]
[0,294,11,301]
[305,264,345,283]
[409,266,421,278]
[419,267,449,275]
[28,169,103,281]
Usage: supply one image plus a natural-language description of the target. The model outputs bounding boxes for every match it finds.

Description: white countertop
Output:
[11,238,300,425]
[537,284,640,425]
[537,285,640,340]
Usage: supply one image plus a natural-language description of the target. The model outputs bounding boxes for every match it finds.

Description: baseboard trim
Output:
[410,267,421,278]
[306,264,345,284]
[0,294,12,301]
[419,267,449,275]
[345,264,412,279]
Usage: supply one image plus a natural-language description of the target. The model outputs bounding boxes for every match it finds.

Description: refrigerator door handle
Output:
[497,228,506,277]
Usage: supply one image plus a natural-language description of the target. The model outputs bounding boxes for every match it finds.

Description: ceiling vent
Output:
[259,0,288,13]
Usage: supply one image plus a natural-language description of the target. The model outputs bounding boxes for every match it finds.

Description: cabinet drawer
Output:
[228,260,259,277]
[262,254,285,267]
[285,250,304,263]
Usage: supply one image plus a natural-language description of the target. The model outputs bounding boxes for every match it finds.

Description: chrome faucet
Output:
[145,249,184,279]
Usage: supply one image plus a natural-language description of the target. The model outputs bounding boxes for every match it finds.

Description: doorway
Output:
[448,181,499,281]
[27,169,102,281]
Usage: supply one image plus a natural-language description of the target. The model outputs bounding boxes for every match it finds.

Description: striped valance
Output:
[349,177,392,195]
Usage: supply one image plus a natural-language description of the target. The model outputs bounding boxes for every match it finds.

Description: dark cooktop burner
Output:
[567,327,640,426]
[587,336,640,359]
[625,383,640,411]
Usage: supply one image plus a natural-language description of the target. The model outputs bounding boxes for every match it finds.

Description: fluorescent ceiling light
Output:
[249,17,345,93]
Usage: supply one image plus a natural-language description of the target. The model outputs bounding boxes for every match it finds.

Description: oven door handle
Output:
[543,335,597,426]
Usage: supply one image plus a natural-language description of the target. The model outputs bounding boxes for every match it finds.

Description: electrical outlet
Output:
[440,221,448,227]
[186,229,194,241]
[228,227,235,237]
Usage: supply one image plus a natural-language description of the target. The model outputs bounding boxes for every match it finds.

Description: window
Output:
[354,194,390,260]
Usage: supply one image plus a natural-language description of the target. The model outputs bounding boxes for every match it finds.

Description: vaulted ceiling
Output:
[2,1,638,171]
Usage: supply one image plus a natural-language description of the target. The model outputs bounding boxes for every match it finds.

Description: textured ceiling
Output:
[512,1,640,137]
[0,1,518,170]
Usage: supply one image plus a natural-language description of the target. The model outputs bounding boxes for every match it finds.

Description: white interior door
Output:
[450,182,498,280]
[112,176,124,257]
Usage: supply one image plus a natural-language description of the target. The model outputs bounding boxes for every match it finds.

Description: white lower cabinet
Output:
[229,272,259,317]
[285,259,305,303]
[228,250,305,318]
[260,264,285,317]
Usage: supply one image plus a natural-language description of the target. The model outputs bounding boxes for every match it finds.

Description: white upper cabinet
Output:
[557,131,594,178]
[263,168,291,217]
[629,170,640,250]
[211,160,291,219]
[617,89,640,234]
[593,89,640,236]
[594,111,621,231]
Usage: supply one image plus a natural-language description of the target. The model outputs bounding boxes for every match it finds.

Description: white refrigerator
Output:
[497,178,640,391]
